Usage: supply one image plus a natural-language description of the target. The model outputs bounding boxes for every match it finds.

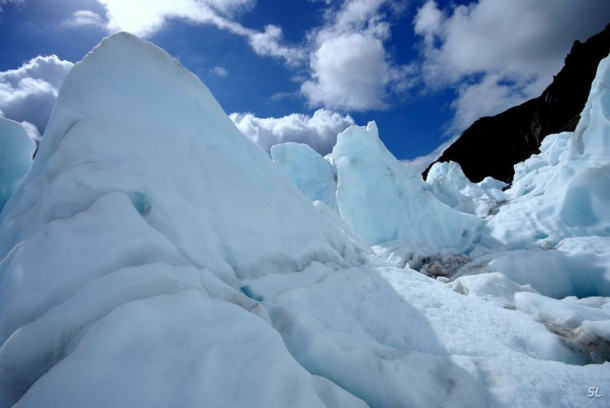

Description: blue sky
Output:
[1,0,609,171]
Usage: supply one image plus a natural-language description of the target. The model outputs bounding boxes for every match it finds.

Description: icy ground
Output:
[0,33,608,407]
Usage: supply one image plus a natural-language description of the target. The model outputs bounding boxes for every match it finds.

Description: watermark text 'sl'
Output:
[588,387,603,399]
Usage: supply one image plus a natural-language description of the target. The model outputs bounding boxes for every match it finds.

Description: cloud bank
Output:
[0,55,73,133]
[230,108,355,154]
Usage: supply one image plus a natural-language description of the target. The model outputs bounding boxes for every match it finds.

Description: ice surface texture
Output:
[490,55,610,249]
[274,123,486,255]
[1,33,609,408]
[0,32,367,407]
[426,161,507,217]
[271,142,337,210]
[0,117,34,210]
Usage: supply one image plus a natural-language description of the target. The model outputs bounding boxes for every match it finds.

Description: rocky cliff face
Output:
[424,24,610,183]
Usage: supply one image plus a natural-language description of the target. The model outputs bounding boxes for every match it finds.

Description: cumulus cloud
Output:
[63,10,106,28]
[0,55,73,133]
[302,33,388,111]
[414,0,610,131]
[413,0,443,43]
[230,108,355,154]
[302,0,415,111]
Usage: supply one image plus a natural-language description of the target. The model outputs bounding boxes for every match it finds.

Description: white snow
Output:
[515,293,610,362]
[0,116,35,210]
[1,33,609,408]
[453,237,610,299]
[449,271,538,309]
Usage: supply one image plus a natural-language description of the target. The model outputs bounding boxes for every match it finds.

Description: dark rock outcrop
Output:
[424,24,610,183]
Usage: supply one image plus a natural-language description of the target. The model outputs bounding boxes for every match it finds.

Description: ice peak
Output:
[366,120,378,133]
[0,32,362,284]
[570,53,610,164]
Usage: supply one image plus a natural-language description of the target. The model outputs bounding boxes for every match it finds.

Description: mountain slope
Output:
[424,24,610,183]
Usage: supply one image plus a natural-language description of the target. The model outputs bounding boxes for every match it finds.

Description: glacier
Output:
[426,160,507,217]
[0,32,609,408]
[271,142,338,211]
[0,117,35,211]
[272,122,489,277]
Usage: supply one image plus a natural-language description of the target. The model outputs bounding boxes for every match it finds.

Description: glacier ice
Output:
[453,238,610,299]
[449,271,538,309]
[271,142,337,210]
[490,55,610,249]
[0,116,35,211]
[271,124,491,276]
[1,32,609,408]
[331,122,484,253]
[515,293,610,362]
[0,32,367,407]
[436,54,610,369]
[426,160,507,217]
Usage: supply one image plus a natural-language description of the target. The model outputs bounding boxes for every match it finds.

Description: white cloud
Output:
[302,33,388,111]
[63,10,106,28]
[210,66,228,77]
[413,0,443,42]
[301,0,414,111]
[414,0,610,130]
[89,0,412,111]
[248,25,306,67]
[94,0,304,66]
[0,55,73,132]
[230,108,355,154]
[450,75,535,131]
[333,0,386,31]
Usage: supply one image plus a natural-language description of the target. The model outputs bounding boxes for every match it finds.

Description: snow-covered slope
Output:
[1,33,608,408]
[0,117,35,211]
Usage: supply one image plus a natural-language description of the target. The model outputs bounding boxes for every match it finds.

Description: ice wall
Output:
[0,117,35,211]
[271,142,337,210]
[331,122,484,253]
